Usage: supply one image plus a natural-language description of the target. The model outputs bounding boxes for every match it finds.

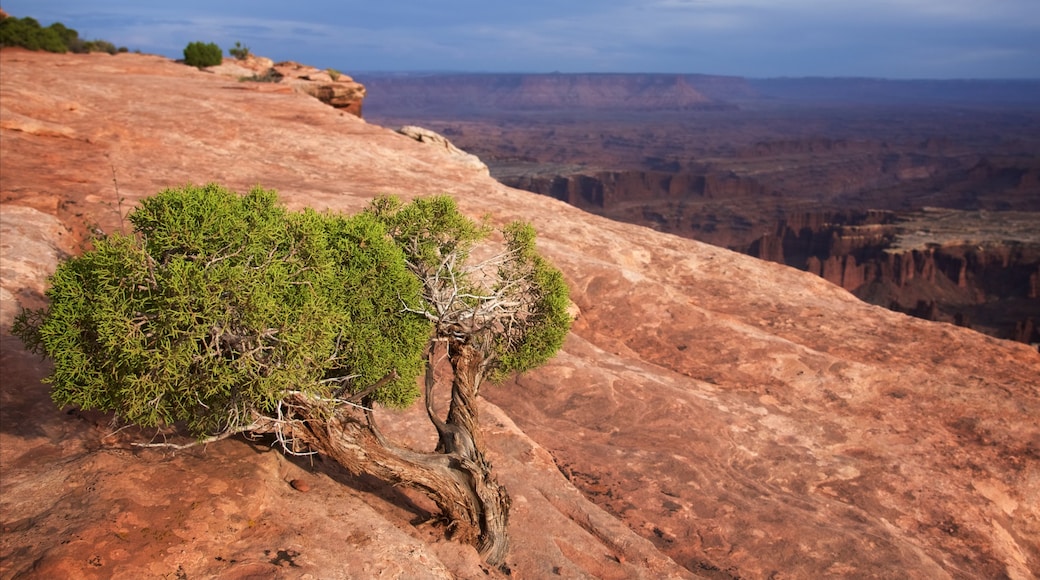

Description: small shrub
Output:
[326,68,342,81]
[13,184,431,436]
[183,41,222,68]
[229,41,250,60]
[82,39,118,54]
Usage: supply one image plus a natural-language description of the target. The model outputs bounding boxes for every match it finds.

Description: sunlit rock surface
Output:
[2,49,1038,580]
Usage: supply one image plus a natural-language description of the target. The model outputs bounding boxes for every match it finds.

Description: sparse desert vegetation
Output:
[0,12,126,54]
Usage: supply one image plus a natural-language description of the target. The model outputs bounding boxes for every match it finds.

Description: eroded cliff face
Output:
[207,54,366,116]
[3,50,1040,580]
[741,209,1040,343]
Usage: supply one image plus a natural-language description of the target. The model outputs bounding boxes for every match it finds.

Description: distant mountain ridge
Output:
[359,72,743,115]
[359,72,1040,117]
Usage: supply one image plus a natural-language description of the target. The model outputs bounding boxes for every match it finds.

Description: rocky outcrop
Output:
[3,50,1039,579]
[397,125,489,174]
[208,56,366,116]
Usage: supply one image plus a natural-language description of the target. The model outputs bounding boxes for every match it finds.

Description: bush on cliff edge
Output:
[183,41,222,67]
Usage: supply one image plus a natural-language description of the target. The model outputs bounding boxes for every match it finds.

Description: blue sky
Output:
[3,0,1039,78]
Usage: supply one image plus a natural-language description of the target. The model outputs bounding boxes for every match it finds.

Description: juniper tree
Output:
[367,195,572,563]
[12,184,571,566]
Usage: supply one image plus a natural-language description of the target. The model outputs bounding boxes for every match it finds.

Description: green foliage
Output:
[0,14,125,54]
[46,21,78,48]
[0,15,68,52]
[491,222,572,380]
[327,68,342,81]
[183,41,222,68]
[229,41,250,60]
[367,195,571,382]
[367,195,489,273]
[13,184,431,437]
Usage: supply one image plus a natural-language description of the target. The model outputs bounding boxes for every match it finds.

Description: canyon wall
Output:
[746,212,1040,343]
[501,164,1040,343]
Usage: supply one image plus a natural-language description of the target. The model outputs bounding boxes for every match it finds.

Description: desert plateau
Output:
[2,49,1040,580]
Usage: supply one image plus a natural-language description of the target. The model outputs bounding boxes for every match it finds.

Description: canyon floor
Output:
[2,50,1040,579]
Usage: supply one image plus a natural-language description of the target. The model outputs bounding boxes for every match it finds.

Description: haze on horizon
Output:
[3,0,1039,80]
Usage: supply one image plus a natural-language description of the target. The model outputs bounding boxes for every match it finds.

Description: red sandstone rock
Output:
[2,50,1039,580]
[206,55,366,116]
[397,125,489,174]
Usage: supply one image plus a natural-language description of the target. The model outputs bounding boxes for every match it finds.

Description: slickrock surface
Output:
[2,49,1039,579]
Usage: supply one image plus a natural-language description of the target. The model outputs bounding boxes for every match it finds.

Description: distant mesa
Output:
[360,72,1040,119]
[359,73,743,116]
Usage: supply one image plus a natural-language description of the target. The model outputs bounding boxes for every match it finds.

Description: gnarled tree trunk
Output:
[443,341,511,564]
[445,342,486,453]
[281,388,511,565]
